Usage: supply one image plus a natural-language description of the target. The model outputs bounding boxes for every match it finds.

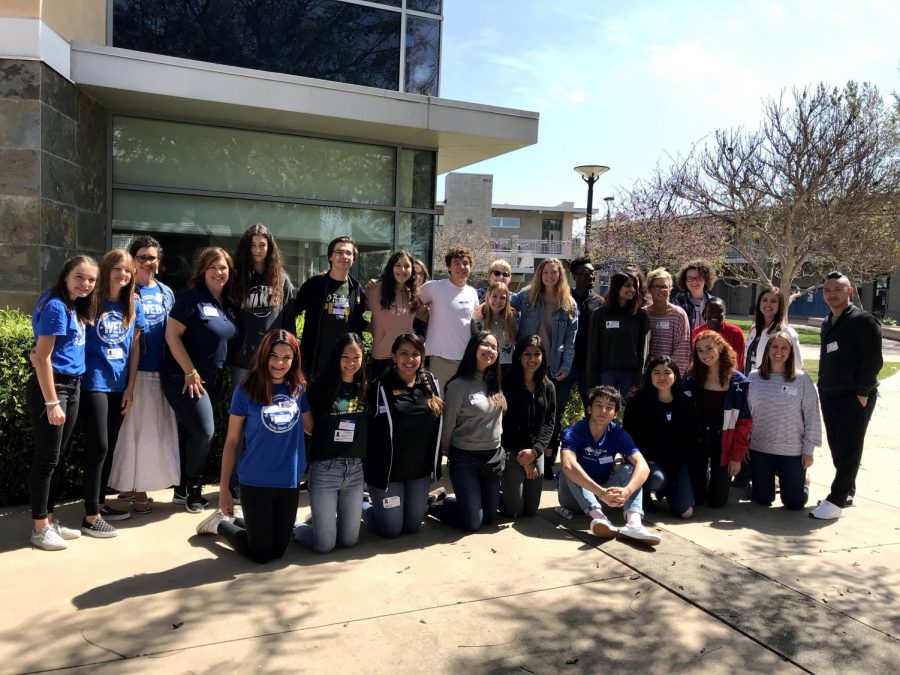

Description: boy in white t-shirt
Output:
[416,247,478,389]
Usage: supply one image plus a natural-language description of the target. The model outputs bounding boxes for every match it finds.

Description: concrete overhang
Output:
[69,43,539,174]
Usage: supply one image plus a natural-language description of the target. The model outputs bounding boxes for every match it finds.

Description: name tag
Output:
[468,392,487,405]
[331,297,349,315]
[782,385,798,396]
[106,347,125,360]
[826,341,839,353]
[382,496,401,509]
[606,320,620,329]
[666,411,672,421]
[378,404,388,414]
[202,305,219,318]
[657,320,670,329]
[334,419,356,442]
[595,456,614,464]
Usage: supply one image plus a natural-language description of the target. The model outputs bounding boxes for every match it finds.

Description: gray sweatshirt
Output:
[748,370,822,457]
[441,373,505,454]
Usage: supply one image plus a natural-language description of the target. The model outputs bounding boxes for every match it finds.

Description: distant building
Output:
[437,172,593,286]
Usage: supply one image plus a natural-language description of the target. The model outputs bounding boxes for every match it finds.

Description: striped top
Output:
[748,370,822,457]
[647,306,691,375]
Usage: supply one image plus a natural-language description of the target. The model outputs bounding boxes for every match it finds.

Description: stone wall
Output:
[0,59,108,311]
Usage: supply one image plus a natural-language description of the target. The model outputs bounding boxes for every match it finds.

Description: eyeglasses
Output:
[478,342,499,352]
[136,255,158,264]
[686,275,704,283]
[491,270,511,278]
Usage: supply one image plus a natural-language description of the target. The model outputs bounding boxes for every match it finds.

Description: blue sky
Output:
[437,0,900,213]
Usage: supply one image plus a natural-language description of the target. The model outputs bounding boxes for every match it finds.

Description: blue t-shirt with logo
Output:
[84,299,148,392]
[230,382,311,488]
[137,281,174,372]
[560,419,638,485]
[32,293,87,376]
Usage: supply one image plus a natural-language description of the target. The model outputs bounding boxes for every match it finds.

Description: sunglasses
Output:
[491,270,511,278]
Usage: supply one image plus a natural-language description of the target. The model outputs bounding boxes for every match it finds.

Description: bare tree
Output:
[431,217,495,281]
[591,167,727,274]
[671,82,900,301]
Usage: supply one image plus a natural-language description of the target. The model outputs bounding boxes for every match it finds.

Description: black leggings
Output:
[27,374,81,520]
[218,484,299,563]
[80,391,125,515]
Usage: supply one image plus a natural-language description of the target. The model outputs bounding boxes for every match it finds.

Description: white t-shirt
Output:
[418,279,478,360]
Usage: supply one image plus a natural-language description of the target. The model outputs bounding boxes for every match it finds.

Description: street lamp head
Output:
[574,165,610,180]
[603,196,614,203]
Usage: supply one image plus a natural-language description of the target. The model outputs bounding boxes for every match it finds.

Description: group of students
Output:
[26,233,883,560]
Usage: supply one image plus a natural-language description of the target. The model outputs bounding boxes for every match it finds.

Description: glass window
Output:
[398,148,436,209]
[491,217,521,229]
[112,0,402,90]
[397,212,434,266]
[405,15,440,95]
[112,189,394,289]
[113,117,396,206]
[407,0,442,13]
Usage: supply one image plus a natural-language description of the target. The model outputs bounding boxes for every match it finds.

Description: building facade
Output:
[0,0,538,308]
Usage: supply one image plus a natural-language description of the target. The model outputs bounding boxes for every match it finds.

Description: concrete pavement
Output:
[1,376,898,673]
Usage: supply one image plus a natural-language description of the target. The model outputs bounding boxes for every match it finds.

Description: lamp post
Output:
[574,165,610,254]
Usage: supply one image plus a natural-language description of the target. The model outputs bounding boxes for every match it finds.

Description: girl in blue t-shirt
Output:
[27,255,99,551]
[108,236,179,513]
[195,330,312,564]
[79,249,147,538]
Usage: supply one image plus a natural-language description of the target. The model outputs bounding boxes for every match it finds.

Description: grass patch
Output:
[731,318,820,345]
[800,360,900,385]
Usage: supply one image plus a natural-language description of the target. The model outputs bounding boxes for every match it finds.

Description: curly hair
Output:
[678,259,717,292]
[690,329,735,387]
[444,246,474,269]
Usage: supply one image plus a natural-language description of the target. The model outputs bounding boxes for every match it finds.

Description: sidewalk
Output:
[1,380,898,673]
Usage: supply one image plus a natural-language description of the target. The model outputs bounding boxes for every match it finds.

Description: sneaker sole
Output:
[590,521,618,538]
[619,530,661,546]
[99,511,132,522]
[81,527,118,539]
[31,538,68,551]
[196,511,222,534]
[185,502,206,514]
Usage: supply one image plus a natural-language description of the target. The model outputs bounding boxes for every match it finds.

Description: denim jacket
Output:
[510,290,578,377]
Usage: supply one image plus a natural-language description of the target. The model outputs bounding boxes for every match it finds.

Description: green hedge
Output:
[0,308,232,507]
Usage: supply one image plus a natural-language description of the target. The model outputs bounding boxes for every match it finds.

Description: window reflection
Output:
[407,0,442,14]
[113,0,402,90]
[405,15,440,95]
[398,149,435,209]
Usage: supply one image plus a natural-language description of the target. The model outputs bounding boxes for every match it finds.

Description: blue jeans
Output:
[599,368,640,405]
[647,462,695,517]
[500,453,544,518]
[430,449,501,532]
[294,458,364,553]
[161,369,224,488]
[557,463,643,516]
[362,476,431,538]
[749,450,808,510]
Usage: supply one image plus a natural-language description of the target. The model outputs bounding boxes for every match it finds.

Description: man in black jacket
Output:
[294,236,367,380]
[810,272,882,520]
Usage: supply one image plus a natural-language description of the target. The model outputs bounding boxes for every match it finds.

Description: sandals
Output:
[132,497,154,514]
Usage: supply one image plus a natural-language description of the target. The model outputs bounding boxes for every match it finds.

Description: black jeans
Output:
[820,389,877,506]
[80,391,125,515]
[27,373,81,520]
[218,484,300,563]
[687,428,731,508]
[161,369,225,489]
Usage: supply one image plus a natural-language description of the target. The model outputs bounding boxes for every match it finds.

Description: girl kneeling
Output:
[364,333,443,538]
[196,330,312,563]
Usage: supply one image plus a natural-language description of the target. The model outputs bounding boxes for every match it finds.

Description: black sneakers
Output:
[185,486,208,514]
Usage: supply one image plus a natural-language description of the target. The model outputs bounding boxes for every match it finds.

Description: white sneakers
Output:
[196,510,228,535]
[618,523,662,546]
[809,499,843,520]
[30,524,68,551]
[590,516,619,538]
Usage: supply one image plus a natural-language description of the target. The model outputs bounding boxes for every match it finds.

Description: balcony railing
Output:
[489,238,574,258]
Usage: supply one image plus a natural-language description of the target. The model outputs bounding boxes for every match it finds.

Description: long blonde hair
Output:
[527,258,576,317]
[482,281,516,343]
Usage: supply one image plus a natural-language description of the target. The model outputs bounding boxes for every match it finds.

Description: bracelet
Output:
[45,401,61,407]
[184,369,198,378]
